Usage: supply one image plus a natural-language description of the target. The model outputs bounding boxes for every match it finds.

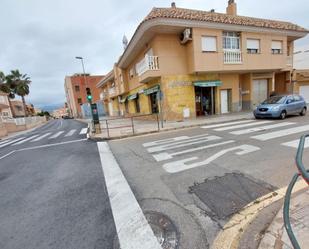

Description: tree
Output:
[7,70,31,117]
[0,71,15,116]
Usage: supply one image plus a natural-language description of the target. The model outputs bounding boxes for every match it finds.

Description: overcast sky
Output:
[1,0,308,108]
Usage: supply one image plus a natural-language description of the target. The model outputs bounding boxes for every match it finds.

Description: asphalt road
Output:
[0,119,117,249]
[108,114,309,248]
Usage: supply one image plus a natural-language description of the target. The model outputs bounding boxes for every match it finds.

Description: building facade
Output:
[0,92,13,119]
[64,74,104,117]
[98,1,308,121]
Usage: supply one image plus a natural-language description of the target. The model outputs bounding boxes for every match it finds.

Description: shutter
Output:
[271,41,282,50]
[201,36,217,52]
[247,39,259,49]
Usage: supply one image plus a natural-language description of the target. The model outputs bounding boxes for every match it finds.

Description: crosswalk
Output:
[0,127,88,148]
[201,119,309,148]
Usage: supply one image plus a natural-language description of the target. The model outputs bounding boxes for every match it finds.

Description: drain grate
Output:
[189,173,275,220]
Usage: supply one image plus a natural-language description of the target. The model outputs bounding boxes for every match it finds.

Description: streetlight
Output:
[75,56,88,88]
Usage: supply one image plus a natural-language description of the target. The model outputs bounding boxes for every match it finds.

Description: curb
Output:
[89,117,250,141]
[211,179,308,249]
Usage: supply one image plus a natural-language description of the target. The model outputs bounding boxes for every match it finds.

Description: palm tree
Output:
[0,71,15,117]
[7,70,31,117]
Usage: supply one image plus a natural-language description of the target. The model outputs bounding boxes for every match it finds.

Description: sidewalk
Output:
[258,189,309,249]
[90,111,253,140]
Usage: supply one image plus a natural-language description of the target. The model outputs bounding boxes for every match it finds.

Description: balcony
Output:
[108,87,116,96]
[224,50,242,64]
[136,55,160,83]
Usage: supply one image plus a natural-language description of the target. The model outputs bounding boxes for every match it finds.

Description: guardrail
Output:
[99,113,160,138]
[283,134,309,249]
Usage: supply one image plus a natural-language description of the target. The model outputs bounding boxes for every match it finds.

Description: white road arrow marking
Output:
[163,144,260,173]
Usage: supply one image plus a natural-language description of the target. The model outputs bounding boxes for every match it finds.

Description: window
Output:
[201,36,217,52]
[271,41,283,54]
[223,31,240,50]
[2,111,9,117]
[77,98,82,104]
[74,85,80,92]
[247,39,260,54]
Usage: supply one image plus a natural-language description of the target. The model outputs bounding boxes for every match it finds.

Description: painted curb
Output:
[211,179,308,249]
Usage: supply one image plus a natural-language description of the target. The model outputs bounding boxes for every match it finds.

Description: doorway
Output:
[252,79,268,108]
[149,92,159,113]
[220,89,232,114]
[195,86,215,116]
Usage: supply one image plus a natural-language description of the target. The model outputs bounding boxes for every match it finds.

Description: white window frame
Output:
[223,31,240,50]
[247,39,260,54]
[201,36,217,52]
[271,41,283,54]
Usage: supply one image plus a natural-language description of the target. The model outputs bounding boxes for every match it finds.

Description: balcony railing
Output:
[224,50,242,64]
[136,55,159,76]
[108,87,116,96]
[287,55,293,66]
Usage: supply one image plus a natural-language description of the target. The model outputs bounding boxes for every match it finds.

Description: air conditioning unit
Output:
[180,28,192,44]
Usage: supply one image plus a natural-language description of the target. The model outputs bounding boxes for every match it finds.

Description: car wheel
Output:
[280,111,287,120]
[300,107,307,116]
[254,115,261,119]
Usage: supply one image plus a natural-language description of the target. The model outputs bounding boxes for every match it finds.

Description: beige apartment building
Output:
[0,92,13,119]
[98,1,308,120]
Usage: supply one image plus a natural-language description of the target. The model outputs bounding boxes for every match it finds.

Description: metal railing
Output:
[100,113,160,138]
[284,134,309,249]
[223,49,242,64]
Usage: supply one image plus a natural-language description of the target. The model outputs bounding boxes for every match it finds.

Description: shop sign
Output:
[168,81,192,88]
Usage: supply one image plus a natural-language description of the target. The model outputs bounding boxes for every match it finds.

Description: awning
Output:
[194,80,222,87]
[127,93,138,101]
[144,85,160,95]
[119,97,127,103]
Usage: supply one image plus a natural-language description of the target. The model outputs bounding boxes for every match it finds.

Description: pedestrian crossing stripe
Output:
[230,122,295,135]
[0,139,11,145]
[0,137,25,148]
[201,120,255,129]
[49,131,64,139]
[31,132,52,142]
[65,129,77,137]
[214,121,272,131]
[251,125,309,141]
[281,138,309,149]
[79,128,88,134]
[12,135,39,145]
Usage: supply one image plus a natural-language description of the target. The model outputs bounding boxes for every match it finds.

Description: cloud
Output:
[0,0,308,107]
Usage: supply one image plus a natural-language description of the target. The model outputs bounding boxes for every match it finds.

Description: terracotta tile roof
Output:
[143,7,308,32]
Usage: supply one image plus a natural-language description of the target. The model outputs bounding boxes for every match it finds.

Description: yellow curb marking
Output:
[211,179,308,249]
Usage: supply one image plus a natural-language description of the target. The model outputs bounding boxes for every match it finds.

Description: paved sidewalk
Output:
[258,189,309,249]
[90,112,253,139]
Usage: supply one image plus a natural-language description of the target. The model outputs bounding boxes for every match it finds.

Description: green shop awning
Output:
[194,81,222,87]
[119,97,127,103]
[144,85,160,95]
[127,93,138,101]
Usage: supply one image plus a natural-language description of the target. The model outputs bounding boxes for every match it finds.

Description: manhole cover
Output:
[113,211,179,249]
[189,173,275,219]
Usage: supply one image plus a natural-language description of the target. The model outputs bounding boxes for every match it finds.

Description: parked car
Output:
[253,95,307,119]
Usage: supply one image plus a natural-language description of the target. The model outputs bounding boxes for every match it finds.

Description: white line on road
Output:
[163,144,260,173]
[214,121,272,131]
[201,120,255,129]
[0,139,11,145]
[251,125,309,141]
[147,135,221,153]
[18,139,88,151]
[0,137,25,148]
[0,150,16,160]
[281,138,309,149]
[143,134,208,148]
[230,122,295,135]
[153,140,235,161]
[11,135,39,146]
[65,129,76,137]
[97,142,161,249]
[31,132,52,142]
[49,131,64,139]
[79,128,88,135]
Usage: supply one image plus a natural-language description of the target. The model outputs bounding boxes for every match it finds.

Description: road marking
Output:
[163,144,260,173]
[214,121,272,131]
[281,138,309,149]
[0,137,25,148]
[147,135,221,153]
[97,142,161,249]
[143,134,208,148]
[31,132,52,142]
[230,122,295,135]
[65,129,76,137]
[49,131,64,139]
[11,135,39,145]
[0,150,16,160]
[201,120,255,129]
[79,128,88,134]
[153,140,235,161]
[251,124,309,141]
[0,139,11,145]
